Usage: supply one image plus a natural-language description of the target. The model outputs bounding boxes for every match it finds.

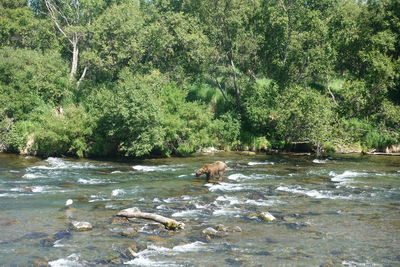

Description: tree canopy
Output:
[0,0,399,157]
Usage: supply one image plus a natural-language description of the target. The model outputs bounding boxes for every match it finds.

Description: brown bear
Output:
[195,161,228,181]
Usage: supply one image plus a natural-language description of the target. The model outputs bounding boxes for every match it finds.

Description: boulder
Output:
[249,211,277,222]
[232,226,242,232]
[201,227,228,238]
[70,221,92,231]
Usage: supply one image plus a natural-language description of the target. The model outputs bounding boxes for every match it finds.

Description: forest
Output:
[0,0,399,158]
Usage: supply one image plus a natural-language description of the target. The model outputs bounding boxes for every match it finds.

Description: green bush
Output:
[211,112,241,150]
[87,71,165,157]
[239,131,271,151]
[276,86,335,150]
[5,104,94,157]
[0,47,72,121]
[159,83,215,156]
[5,120,36,153]
[364,131,398,151]
[241,78,280,135]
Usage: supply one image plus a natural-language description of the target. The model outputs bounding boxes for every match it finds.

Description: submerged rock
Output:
[120,228,137,237]
[96,255,122,265]
[39,238,54,247]
[111,216,129,225]
[54,231,72,240]
[121,244,139,260]
[202,227,228,238]
[29,257,49,267]
[70,221,92,231]
[232,226,243,232]
[215,224,228,232]
[21,232,49,240]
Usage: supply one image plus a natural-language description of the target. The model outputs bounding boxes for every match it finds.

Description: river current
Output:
[0,152,399,266]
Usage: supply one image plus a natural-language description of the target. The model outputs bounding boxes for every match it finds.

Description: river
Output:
[0,152,399,266]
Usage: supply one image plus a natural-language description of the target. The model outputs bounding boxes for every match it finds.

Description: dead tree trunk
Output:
[70,35,79,80]
[117,207,185,230]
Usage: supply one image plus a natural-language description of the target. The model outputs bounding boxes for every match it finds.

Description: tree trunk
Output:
[70,36,79,80]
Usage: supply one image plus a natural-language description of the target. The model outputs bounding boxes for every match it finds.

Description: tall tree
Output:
[256,0,335,87]
[41,0,106,81]
[182,0,261,108]
[0,0,57,50]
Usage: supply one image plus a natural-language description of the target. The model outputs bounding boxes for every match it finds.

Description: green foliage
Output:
[82,2,145,80]
[4,120,36,153]
[4,104,93,157]
[364,131,398,151]
[276,86,335,149]
[242,78,279,135]
[336,118,373,146]
[187,82,227,114]
[211,112,241,150]
[88,71,165,157]
[158,82,215,156]
[239,131,270,152]
[0,47,72,120]
[0,0,399,157]
[0,2,57,51]
[257,0,335,86]
[336,79,370,119]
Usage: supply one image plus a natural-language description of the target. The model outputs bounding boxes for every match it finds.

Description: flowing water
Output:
[0,152,399,266]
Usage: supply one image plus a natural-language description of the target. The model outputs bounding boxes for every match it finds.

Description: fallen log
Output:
[117,207,185,230]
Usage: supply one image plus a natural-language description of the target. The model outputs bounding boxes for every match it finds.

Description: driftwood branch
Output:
[117,207,185,230]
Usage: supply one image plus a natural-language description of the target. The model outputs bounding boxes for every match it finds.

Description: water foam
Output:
[22,173,40,179]
[172,241,207,252]
[29,157,103,170]
[171,209,203,217]
[132,164,183,172]
[276,185,350,200]
[205,182,249,192]
[77,178,105,184]
[125,241,207,265]
[10,186,53,193]
[49,253,84,267]
[213,207,241,216]
[329,171,367,185]
[228,173,275,181]
[312,159,329,164]
[248,161,275,166]
[228,173,250,181]
[112,189,125,196]
[215,195,281,207]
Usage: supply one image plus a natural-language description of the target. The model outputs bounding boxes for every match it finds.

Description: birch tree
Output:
[43,0,104,81]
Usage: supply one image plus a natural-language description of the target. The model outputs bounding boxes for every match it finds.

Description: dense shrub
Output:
[87,71,165,157]
[276,86,336,152]
[211,112,241,150]
[0,48,72,120]
[5,104,93,157]
[241,78,280,136]
[159,83,215,156]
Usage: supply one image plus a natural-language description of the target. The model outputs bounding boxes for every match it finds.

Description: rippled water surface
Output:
[0,152,399,266]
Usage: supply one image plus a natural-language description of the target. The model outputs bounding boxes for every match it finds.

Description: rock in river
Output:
[70,221,92,231]
[120,227,137,237]
[202,227,228,238]
[249,211,277,222]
